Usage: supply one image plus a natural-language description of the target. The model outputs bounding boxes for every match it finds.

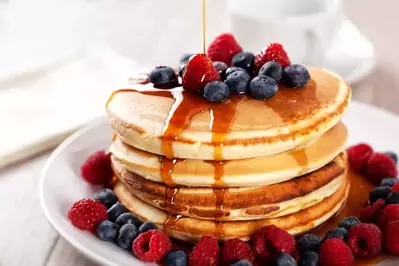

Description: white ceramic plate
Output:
[40,101,399,266]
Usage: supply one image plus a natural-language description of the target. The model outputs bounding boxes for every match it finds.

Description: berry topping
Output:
[258,61,283,82]
[189,236,220,266]
[347,223,382,258]
[139,221,158,233]
[132,229,172,262]
[93,189,118,209]
[360,198,386,223]
[282,64,310,88]
[380,177,399,187]
[182,54,220,91]
[180,53,195,63]
[249,75,278,100]
[232,52,255,74]
[149,66,177,86]
[68,198,107,231]
[230,260,252,266]
[275,252,297,266]
[207,33,243,65]
[107,203,127,222]
[378,204,399,231]
[298,234,322,253]
[370,186,392,204]
[387,192,399,205]
[96,220,119,242]
[117,223,139,249]
[220,238,254,266]
[115,212,141,227]
[319,238,354,266]
[385,220,399,254]
[254,43,291,71]
[165,250,188,266]
[213,61,229,80]
[385,151,398,164]
[226,67,246,77]
[347,143,374,173]
[252,225,295,263]
[80,150,113,185]
[392,183,399,192]
[325,227,348,241]
[299,251,319,266]
[366,152,398,184]
[204,81,230,102]
[226,70,251,94]
[339,216,361,231]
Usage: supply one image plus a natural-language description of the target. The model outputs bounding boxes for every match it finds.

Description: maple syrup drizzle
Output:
[289,149,309,170]
[112,132,117,141]
[160,157,179,187]
[164,214,182,236]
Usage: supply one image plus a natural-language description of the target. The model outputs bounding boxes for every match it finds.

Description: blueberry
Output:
[180,53,194,63]
[249,75,278,100]
[275,252,297,266]
[385,151,398,164]
[213,61,229,80]
[226,67,246,77]
[386,192,399,204]
[117,224,139,249]
[232,52,255,74]
[380,177,398,187]
[230,260,253,266]
[282,64,310,88]
[115,212,141,227]
[369,186,391,204]
[203,81,230,102]
[299,251,319,266]
[96,220,119,242]
[149,66,177,85]
[107,203,128,222]
[324,227,348,240]
[165,250,188,266]
[338,216,361,231]
[259,61,283,82]
[226,70,251,94]
[138,221,158,233]
[298,234,322,253]
[93,189,118,209]
[179,63,187,77]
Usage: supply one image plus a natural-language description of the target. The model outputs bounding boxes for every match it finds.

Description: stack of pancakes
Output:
[106,67,351,242]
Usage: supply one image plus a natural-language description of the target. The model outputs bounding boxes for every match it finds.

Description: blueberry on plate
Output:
[298,234,322,253]
[299,251,319,266]
[386,191,399,204]
[226,70,251,94]
[138,221,158,233]
[107,203,128,222]
[324,227,348,240]
[96,220,119,242]
[338,216,361,231]
[226,67,246,77]
[165,250,188,266]
[258,61,283,82]
[249,75,278,100]
[203,81,230,102]
[385,151,398,164]
[282,64,310,88]
[93,189,118,209]
[232,52,255,74]
[149,66,177,85]
[380,177,399,187]
[117,224,139,249]
[369,186,392,204]
[180,53,195,63]
[230,260,253,266]
[115,212,141,227]
[275,252,297,266]
[213,61,229,80]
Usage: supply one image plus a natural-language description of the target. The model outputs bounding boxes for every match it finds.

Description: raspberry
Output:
[80,150,113,185]
[207,33,243,66]
[359,199,386,223]
[220,238,254,266]
[378,204,399,231]
[319,238,354,266]
[346,143,373,173]
[68,198,107,231]
[182,54,220,91]
[392,183,399,192]
[189,236,220,266]
[347,223,382,257]
[366,153,398,184]
[254,43,291,72]
[132,229,172,262]
[385,220,399,254]
[252,225,295,264]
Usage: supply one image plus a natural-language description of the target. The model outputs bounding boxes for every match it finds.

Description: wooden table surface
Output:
[1,0,399,265]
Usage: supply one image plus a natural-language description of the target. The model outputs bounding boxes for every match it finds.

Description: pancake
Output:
[113,172,350,242]
[107,68,351,160]
[110,122,347,187]
[112,152,347,221]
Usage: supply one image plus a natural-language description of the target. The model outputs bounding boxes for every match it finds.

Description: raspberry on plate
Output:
[392,183,399,192]
[366,153,398,184]
[347,223,382,258]
[359,198,386,223]
[80,150,113,185]
[132,229,172,262]
[189,236,220,266]
[385,220,399,254]
[346,143,373,173]
[378,204,399,231]
[220,238,254,266]
[68,198,108,231]
[182,54,220,91]
[207,33,243,66]
[319,238,354,266]
[254,43,291,72]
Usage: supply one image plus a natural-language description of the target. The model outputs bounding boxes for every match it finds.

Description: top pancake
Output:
[107,68,350,160]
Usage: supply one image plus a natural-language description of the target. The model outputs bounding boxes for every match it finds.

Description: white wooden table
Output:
[2,0,399,265]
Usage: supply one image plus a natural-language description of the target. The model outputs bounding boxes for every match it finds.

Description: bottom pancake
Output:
[113,172,350,242]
